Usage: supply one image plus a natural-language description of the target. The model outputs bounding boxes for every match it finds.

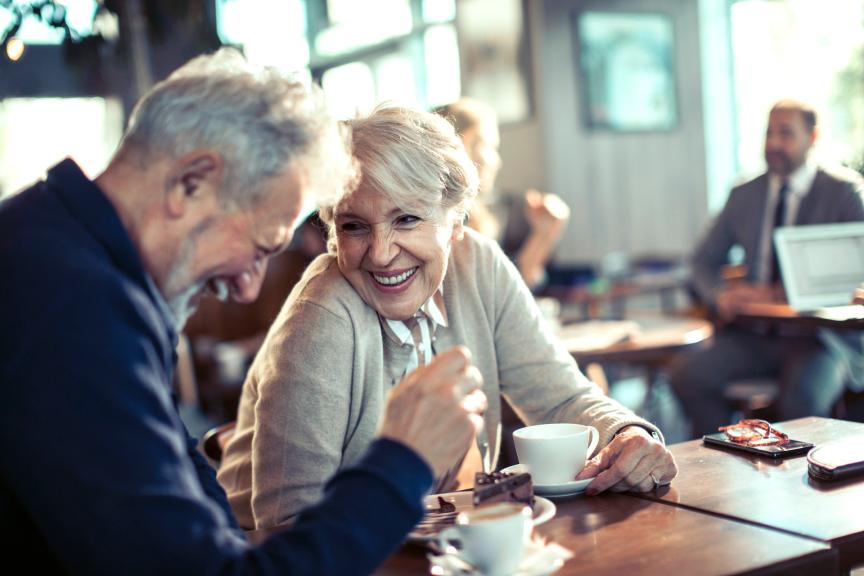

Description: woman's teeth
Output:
[372,267,417,286]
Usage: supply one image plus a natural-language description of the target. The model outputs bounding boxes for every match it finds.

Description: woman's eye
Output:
[395,215,421,228]
[339,222,367,235]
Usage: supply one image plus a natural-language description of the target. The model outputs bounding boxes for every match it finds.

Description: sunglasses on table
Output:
[718,419,790,447]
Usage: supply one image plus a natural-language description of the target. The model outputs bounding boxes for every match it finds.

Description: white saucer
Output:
[501,464,595,498]
[410,491,556,542]
[428,534,573,575]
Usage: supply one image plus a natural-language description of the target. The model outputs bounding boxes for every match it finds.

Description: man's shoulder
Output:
[814,164,864,191]
[730,172,769,195]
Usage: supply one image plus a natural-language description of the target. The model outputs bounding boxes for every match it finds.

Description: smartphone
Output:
[702,432,813,459]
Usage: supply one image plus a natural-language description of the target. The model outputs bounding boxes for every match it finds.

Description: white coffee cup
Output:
[437,502,532,576]
[513,423,599,485]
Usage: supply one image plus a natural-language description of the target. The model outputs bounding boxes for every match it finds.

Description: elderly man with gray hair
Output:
[0,49,485,575]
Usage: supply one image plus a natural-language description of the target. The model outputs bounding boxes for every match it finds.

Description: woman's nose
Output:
[367,229,399,267]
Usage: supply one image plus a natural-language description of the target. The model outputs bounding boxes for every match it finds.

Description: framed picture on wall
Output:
[574,11,678,131]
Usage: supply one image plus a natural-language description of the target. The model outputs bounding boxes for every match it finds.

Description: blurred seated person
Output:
[217,105,676,529]
[0,49,487,576]
[437,98,570,290]
[670,99,864,437]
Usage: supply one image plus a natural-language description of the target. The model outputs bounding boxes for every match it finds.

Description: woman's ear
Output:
[451,219,465,242]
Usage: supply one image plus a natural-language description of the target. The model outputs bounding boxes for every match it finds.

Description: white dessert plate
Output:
[409,490,556,542]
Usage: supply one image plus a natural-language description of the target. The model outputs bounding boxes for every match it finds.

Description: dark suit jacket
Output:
[691,166,864,303]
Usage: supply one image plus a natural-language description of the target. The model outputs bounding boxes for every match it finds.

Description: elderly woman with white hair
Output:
[218,105,677,529]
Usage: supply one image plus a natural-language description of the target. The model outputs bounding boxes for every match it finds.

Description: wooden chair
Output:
[201,421,236,464]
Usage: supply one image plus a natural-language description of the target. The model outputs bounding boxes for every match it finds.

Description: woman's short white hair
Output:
[319,104,479,249]
[120,48,354,207]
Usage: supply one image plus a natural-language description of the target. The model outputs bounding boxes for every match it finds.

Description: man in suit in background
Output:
[670,99,864,437]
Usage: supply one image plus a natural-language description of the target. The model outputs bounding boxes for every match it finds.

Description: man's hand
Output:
[377,347,486,477]
[715,282,777,322]
[853,284,864,305]
[574,426,677,494]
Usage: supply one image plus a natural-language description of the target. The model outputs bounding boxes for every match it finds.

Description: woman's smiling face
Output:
[334,183,461,321]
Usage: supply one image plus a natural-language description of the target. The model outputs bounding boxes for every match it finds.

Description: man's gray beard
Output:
[167,278,230,329]
[168,283,203,329]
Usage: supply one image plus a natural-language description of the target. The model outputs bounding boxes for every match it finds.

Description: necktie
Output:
[770,183,790,284]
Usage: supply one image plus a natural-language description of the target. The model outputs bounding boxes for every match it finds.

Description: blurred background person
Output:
[438,97,570,290]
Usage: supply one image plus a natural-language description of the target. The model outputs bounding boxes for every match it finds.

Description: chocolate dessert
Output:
[472,470,534,507]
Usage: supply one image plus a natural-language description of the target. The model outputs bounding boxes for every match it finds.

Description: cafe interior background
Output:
[2,0,863,443]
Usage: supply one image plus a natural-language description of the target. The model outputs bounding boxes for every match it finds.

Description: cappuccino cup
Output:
[437,502,531,575]
[513,423,599,485]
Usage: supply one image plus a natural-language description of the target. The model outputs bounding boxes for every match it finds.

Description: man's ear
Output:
[164,151,224,219]
[809,126,819,147]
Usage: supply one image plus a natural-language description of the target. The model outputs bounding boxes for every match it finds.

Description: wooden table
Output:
[640,417,864,572]
[562,315,713,366]
[375,494,835,575]
[734,302,864,330]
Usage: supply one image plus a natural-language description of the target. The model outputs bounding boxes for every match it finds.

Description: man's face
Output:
[162,167,307,325]
[764,109,815,177]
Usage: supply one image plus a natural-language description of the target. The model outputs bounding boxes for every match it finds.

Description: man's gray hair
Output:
[120,48,354,207]
[319,104,479,250]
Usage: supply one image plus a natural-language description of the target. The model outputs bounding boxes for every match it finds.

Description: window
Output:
[0,97,123,198]
[730,0,864,174]
[215,0,461,117]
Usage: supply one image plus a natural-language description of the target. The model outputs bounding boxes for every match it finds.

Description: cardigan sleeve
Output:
[486,242,662,449]
[245,299,358,528]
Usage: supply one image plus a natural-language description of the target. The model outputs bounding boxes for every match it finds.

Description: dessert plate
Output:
[409,491,555,542]
[500,464,595,498]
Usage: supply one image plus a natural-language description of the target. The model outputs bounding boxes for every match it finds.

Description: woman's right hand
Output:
[377,347,486,477]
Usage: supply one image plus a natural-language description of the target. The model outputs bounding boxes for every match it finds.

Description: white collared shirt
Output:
[756,159,818,282]
[379,290,449,375]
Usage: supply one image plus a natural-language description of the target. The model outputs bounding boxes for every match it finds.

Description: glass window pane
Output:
[424,24,461,108]
[730,0,864,174]
[0,97,123,199]
[321,62,376,119]
[422,0,456,23]
[2,0,96,44]
[216,0,309,71]
[315,0,412,56]
[457,0,530,123]
[375,54,418,105]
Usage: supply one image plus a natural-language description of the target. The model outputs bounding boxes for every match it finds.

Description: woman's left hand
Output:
[575,426,678,494]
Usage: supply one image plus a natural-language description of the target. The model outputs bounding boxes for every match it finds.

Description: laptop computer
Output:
[774,222,864,314]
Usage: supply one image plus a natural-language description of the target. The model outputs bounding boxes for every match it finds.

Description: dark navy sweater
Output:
[0,159,432,575]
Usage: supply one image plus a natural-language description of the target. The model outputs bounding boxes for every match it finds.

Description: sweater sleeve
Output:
[245,300,358,528]
[486,241,663,449]
[1,260,431,576]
